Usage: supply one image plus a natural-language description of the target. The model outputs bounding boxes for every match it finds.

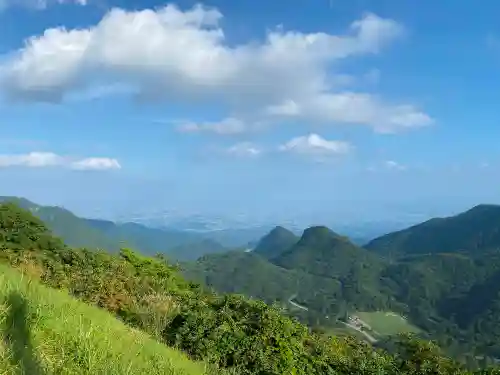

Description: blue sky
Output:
[1,0,500,225]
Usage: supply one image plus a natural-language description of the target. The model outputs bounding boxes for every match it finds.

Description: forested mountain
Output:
[0,196,123,251]
[365,204,500,258]
[275,226,384,279]
[1,201,489,374]
[0,196,227,261]
[185,213,500,364]
[252,226,298,258]
[83,218,228,259]
[5,196,500,366]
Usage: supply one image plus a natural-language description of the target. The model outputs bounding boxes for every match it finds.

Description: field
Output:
[0,263,208,375]
[355,311,420,336]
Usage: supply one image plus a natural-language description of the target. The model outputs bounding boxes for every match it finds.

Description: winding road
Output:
[286,294,377,343]
[338,321,378,343]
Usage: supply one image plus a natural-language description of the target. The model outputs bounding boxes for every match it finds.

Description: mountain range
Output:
[183,204,500,362]
[0,196,233,261]
[5,195,500,363]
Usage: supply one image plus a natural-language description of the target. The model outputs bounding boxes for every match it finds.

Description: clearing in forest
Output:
[354,311,420,336]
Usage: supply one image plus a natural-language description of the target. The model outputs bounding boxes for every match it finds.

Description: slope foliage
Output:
[0,196,227,261]
[365,204,500,258]
[0,204,496,375]
[0,202,496,374]
[187,219,500,365]
[0,263,207,375]
[252,226,299,259]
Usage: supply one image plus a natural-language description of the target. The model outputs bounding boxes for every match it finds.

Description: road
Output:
[288,299,309,311]
[287,294,309,311]
[286,295,377,343]
[338,321,378,343]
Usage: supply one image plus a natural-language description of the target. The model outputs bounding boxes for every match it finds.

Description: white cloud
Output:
[0,152,64,167]
[0,4,432,133]
[177,117,247,135]
[266,93,432,133]
[70,157,121,170]
[0,152,120,170]
[279,133,352,156]
[226,142,262,157]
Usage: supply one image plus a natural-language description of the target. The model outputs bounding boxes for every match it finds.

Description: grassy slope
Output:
[355,311,420,336]
[0,263,207,375]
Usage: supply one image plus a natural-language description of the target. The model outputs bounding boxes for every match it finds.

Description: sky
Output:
[1,0,500,225]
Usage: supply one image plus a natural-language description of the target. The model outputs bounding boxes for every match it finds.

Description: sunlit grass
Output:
[355,311,420,336]
[0,263,208,375]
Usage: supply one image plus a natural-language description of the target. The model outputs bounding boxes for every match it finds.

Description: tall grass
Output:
[0,263,207,375]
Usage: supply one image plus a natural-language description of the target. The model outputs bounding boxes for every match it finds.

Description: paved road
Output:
[286,295,377,343]
[339,321,378,343]
[288,299,309,311]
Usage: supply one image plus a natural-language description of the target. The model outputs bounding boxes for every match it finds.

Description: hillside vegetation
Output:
[365,204,500,258]
[0,263,206,375]
[186,210,500,366]
[0,196,227,261]
[252,226,299,259]
[1,201,497,374]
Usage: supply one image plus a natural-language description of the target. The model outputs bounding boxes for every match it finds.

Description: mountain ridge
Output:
[365,203,500,258]
[0,196,226,261]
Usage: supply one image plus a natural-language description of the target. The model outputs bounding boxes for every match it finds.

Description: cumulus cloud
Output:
[266,93,432,133]
[70,157,121,170]
[0,4,432,133]
[279,133,352,156]
[0,152,121,170]
[226,142,262,157]
[177,118,247,135]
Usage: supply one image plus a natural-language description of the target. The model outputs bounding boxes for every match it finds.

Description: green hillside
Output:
[0,263,207,375]
[0,196,226,261]
[274,226,385,286]
[365,204,500,258]
[186,221,500,364]
[0,196,121,251]
[182,251,347,324]
[252,226,298,259]
[0,201,493,374]
[84,218,227,260]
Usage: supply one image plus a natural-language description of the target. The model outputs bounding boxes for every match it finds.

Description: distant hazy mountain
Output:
[197,226,275,248]
[365,204,500,258]
[0,197,227,261]
[253,226,299,259]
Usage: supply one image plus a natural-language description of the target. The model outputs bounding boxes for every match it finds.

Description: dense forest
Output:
[2,201,500,374]
[184,206,500,367]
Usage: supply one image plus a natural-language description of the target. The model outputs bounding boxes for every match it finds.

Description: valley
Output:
[3,196,500,369]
